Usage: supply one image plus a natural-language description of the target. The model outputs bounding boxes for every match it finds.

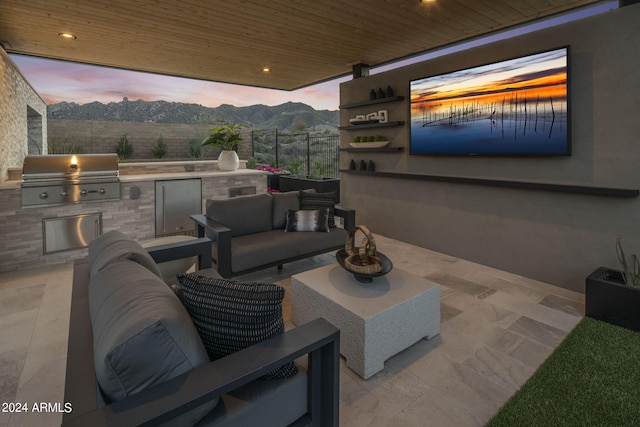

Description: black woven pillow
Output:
[299,191,337,227]
[176,273,298,380]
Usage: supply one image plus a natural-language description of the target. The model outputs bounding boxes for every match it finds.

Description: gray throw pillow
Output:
[176,273,298,380]
[271,191,300,229]
[299,191,337,227]
[284,209,330,232]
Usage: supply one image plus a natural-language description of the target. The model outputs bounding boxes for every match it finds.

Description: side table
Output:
[291,264,440,379]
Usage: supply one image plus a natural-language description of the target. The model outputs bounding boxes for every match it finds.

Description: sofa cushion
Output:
[206,193,273,237]
[299,191,338,228]
[89,259,211,406]
[176,273,298,380]
[284,209,330,233]
[271,191,300,229]
[219,228,348,274]
[88,230,162,279]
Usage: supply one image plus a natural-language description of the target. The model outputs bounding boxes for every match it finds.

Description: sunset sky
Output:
[410,48,568,104]
[9,2,614,113]
[10,54,348,111]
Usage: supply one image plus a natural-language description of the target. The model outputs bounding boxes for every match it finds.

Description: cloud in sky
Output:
[11,55,346,111]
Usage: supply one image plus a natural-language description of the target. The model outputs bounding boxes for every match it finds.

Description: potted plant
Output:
[201,124,244,171]
[585,236,640,332]
[349,134,389,148]
[256,164,289,192]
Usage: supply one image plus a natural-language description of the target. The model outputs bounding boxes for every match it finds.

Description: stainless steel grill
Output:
[22,154,121,207]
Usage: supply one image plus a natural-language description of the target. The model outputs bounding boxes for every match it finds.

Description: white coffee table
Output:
[291,264,440,379]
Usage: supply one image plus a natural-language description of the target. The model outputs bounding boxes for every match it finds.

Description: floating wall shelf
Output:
[340,170,640,198]
[340,96,405,109]
[340,147,404,152]
[339,121,404,130]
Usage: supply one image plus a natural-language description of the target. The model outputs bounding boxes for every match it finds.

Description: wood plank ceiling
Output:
[0,0,603,90]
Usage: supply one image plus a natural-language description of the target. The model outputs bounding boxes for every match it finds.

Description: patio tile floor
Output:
[0,234,584,426]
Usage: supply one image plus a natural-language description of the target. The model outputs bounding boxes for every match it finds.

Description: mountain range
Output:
[47,98,339,132]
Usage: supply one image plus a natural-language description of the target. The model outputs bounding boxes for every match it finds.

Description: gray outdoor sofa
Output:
[63,230,340,426]
[191,191,356,278]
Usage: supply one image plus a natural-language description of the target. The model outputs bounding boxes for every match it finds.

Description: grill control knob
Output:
[60,191,68,198]
[39,192,49,200]
[80,190,88,197]
[98,188,106,195]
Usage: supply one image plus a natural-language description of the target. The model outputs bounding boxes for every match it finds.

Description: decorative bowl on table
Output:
[337,225,393,283]
[349,141,389,149]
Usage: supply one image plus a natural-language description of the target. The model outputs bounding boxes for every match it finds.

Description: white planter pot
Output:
[217,150,239,171]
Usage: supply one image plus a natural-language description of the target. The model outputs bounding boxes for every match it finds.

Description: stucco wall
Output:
[0,47,47,181]
[339,5,640,292]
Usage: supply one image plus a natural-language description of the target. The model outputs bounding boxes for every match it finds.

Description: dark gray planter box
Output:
[586,267,640,332]
[266,173,289,191]
[279,176,341,202]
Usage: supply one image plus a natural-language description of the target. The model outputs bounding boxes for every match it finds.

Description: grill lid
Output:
[22,154,119,184]
[21,154,121,207]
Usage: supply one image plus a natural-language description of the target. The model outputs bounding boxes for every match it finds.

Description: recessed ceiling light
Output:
[262,67,271,73]
[58,33,77,40]
[420,0,436,3]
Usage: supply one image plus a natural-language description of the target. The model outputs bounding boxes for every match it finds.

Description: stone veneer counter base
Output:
[0,168,267,273]
[291,261,440,379]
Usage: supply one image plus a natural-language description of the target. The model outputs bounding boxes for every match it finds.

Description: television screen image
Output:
[410,47,570,156]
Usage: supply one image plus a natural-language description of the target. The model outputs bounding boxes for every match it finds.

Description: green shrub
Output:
[188,139,205,158]
[246,157,258,169]
[116,134,133,160]
[286,159,302,177]
[309,161,326,180]
[151,136,168,159]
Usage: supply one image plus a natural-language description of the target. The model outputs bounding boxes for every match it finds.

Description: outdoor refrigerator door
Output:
[155,179,202,236]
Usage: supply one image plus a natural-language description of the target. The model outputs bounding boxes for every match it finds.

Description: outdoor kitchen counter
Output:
[119,168,267,182]
[1,166,267,187]
[0,166,269,273]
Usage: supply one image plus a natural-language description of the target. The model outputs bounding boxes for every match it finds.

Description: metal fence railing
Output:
[251,129,340,178]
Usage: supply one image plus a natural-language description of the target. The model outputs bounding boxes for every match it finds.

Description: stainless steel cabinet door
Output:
[155,179,202,236]
[42,213,102,254]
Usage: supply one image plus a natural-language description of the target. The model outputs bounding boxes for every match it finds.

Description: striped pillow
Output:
[176,273,298,379]
[299,191,337,227]
[284,209,330,232]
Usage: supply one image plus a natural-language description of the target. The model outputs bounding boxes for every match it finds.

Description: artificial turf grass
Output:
[487,316,640,427]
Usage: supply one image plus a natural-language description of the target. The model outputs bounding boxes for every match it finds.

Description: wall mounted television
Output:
[409,46,570,156]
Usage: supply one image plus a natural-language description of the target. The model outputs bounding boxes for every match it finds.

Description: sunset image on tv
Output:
[410,47,569,155]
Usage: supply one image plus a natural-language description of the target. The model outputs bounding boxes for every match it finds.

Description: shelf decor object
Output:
[349,141,390,149]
